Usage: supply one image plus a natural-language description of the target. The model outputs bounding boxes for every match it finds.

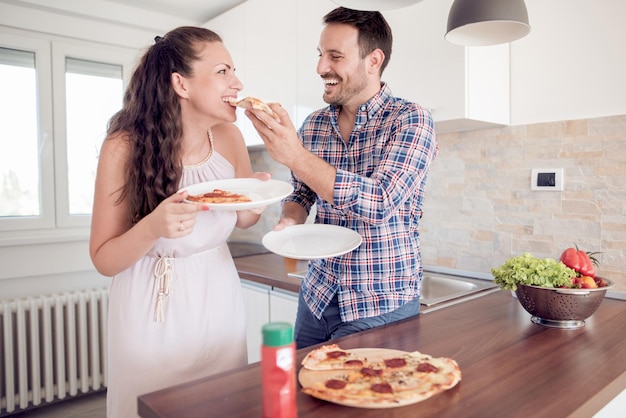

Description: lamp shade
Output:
[445,0,530,46]
[330,0,423,11]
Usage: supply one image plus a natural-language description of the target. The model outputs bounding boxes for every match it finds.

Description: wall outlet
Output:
[531,168,564,191]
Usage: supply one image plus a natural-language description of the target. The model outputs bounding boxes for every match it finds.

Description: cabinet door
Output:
[241,280,270,364]
[269,289,298,325]
[207,0,298,146]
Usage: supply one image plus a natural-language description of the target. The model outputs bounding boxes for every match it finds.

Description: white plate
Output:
[182,178,293,211]
[262,224,362,260]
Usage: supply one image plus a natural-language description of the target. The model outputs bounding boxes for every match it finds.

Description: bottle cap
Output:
[262,322,293,347]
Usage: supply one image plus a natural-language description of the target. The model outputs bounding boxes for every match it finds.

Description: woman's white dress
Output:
[106,152,247,417]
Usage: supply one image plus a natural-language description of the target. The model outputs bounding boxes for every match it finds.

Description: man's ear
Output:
[368,48,385,75]
[171,72,189,99]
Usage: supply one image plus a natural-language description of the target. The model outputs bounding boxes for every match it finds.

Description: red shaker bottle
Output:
[261,322,297,418]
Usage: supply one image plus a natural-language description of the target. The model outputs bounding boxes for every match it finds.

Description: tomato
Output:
[580,276,598,289]
[570,277,583,288]
[595,277,608,288]
[560,246,597,278]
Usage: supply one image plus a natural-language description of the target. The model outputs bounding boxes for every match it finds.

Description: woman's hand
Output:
[147,190,209,239]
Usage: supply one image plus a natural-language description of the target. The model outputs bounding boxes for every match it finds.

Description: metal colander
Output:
[514,279,613,329]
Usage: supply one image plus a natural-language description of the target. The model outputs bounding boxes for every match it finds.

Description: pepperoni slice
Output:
[344,359,364,367]
[360,367,383,377]
[370,382,393,394]
[417,362,439,373]
[384,357,407,368]
[326,350,348,359]
[325,379,348,390]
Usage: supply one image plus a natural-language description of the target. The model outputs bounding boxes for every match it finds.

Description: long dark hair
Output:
[107,26,222,225]
[323,7,393,75]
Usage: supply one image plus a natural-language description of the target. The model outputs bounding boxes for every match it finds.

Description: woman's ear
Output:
[171,72,189,99]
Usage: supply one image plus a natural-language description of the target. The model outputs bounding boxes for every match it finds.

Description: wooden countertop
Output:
[234,252,308,294]
[138,253,626,418]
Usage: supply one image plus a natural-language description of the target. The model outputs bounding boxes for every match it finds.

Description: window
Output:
[0,47,40,217]
[65,58,123,216]
[0,34,53,233]
[0,32,136,235]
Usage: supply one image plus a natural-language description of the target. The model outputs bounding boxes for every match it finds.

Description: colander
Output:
[514,279,613,329]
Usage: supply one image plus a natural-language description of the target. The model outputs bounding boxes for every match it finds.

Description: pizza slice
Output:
[380,351,462,389]
[228,96,279,120]
[186,188,251,204]
[301,344,368,371]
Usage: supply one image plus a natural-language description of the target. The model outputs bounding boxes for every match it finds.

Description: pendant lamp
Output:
[330,0,424,11]
[445,0,530,46]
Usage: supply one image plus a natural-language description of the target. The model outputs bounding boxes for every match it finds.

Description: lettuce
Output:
[491,253,576,291]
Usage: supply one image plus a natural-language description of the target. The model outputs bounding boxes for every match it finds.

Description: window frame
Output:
[0,32,54,233]
[52,42,135,228]
[0,30,137,240]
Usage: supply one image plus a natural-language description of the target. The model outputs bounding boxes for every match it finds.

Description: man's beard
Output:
[322,65,368,106]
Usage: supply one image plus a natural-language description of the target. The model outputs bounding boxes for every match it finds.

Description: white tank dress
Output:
[106,152,247,417]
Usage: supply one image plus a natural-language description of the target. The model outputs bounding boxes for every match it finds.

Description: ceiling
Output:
[104,0,245,22]
[4,0,246,25]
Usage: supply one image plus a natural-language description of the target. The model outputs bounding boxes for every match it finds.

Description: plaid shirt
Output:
[285,83,438,322]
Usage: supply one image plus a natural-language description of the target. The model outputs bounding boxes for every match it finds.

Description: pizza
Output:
[228,96,279,119]
[186,189,251,204]
[299,345,461,408]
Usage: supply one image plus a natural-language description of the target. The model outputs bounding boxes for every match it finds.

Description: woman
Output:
[89,27,265,417]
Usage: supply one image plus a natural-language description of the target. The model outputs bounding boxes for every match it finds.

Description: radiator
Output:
[0,287,108,415]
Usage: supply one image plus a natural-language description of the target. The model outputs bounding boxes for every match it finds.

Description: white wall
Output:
[511,0,626,124]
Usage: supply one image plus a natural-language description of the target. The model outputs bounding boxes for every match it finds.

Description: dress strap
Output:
[154,257,173,322]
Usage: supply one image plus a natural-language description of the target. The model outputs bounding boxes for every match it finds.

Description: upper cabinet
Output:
[208,0,510,144]
[384,0,510,133]
[208,0,626,142]
[209,0,299,146]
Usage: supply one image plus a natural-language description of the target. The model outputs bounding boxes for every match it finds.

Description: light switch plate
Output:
[531,168,564,191]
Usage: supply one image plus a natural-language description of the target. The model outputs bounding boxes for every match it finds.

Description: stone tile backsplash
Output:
[230,115,626,292]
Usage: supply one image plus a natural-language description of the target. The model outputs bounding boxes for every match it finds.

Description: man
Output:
[246,7,438,348]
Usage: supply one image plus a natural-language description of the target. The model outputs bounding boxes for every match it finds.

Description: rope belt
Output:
[154,257,173,322]
[151,245,223,322]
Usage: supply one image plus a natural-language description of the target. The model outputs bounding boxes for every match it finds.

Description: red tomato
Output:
[560,247,596,278]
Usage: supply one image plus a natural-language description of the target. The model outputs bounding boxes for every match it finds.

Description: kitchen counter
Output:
[138,254,626,418]
[232,251,308,294]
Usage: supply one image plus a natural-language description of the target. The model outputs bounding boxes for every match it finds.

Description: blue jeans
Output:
[294,290,421,349]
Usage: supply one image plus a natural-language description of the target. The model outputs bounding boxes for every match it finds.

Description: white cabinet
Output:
[208,0,299,146]
[269,289,298,325]
[208,0,510,137]
[241,280,298,363]
[383,0,509,133]
[241,280,270,363]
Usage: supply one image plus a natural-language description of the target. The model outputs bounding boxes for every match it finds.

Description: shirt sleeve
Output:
[333,106,438,224]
